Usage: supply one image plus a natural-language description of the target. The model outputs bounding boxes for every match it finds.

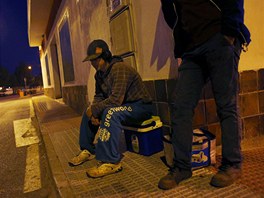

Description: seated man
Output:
[69,39,153,178]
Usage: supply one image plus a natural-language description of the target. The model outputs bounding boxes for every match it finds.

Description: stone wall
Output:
[62,85,88,115]
[44,88,55,99]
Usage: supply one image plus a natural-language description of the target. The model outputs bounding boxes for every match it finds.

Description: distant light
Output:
[28,66,32,70]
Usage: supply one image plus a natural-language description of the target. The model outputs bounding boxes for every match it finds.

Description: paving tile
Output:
[33,95,264,198]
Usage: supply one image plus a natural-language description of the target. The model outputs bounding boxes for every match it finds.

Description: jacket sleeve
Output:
[220,0,244,38]
[92,80,105,105]
[160,0,177,29]
[91,65,128,118]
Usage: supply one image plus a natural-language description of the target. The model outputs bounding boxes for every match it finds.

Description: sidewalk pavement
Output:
[32,95,264,198]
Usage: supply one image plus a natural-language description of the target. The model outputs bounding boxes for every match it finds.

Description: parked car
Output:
[0,87,13,96]
[0,87,5,96]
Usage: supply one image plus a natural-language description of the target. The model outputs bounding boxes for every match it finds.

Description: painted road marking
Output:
[13,118,39,147]
[13,115,41,193]
[23,144,41,193]
[29,100,35,118]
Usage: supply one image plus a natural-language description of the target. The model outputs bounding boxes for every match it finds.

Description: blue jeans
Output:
[79,100,153,163]
[171,33,242,170]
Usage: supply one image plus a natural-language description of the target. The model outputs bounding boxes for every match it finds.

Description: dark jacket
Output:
[161,0,251,58]
[91,56,152,118]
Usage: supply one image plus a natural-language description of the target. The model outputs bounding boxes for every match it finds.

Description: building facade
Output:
[27,0,264,145]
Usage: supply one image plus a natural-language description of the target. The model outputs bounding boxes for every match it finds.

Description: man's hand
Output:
[86,106,93,118]
[86,106,100,125]
[91,116,100,126]
[224,35,235,45]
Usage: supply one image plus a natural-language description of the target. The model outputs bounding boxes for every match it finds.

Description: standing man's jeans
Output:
[171,33,242,170]
[79,100,153,163]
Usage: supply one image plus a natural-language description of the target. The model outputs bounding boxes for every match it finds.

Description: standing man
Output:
[159,0,250,190]
[69,39,153,178]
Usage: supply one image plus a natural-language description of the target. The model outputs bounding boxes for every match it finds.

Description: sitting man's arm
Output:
[90,63,129,118]
[86,106,100,126]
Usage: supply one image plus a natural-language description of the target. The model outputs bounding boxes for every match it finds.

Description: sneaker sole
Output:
[158,172,192,190]
[68,160,88,167]
[68,155,95,167]
[210,172,241,188]
[210,179,234,188]
[86,167,123,178]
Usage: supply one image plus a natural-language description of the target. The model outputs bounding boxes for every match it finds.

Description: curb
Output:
[32,97,75,198]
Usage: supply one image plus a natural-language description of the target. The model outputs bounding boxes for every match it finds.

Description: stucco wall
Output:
[40,57,49,88]
[71,0,111,104]
[40,0,263,109]
[239,0,264,71]
[43,0,111,105]
[132,0,263,78]
[132,0,178,80]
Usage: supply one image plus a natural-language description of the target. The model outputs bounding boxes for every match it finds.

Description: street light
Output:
[24,66,32,89]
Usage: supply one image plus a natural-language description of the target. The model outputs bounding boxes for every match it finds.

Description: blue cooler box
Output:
[123,117,163,156]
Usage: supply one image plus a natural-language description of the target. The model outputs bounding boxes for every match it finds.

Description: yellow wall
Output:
[43,0,111,104]
[133,0,178,80]
[132,0,263,78]
[240,0,264,71]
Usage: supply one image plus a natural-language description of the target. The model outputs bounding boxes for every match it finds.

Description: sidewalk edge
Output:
[32,98,75,198]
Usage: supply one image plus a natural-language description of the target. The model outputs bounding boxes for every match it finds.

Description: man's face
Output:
[90,57,105,71]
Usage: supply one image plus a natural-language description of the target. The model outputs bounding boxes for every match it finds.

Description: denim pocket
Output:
[220,33,235,46]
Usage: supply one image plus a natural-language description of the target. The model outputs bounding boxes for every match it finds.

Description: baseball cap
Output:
[82,39,109,62]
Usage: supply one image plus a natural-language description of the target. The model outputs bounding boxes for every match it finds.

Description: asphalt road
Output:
[0,95,58,198]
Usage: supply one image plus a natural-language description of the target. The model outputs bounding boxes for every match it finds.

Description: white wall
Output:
[41,0,263,104]
[42,0,111,103]
[132,0,263,77]
[240,0,264,71]
[40,56,48,88]
[132,0,178,80]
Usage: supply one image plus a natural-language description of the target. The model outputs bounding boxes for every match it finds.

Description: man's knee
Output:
[101,107,121,128]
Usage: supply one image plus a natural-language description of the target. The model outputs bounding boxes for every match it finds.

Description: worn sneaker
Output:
[86,162,123,178]
[158,167,192,190]
[210,164,241,188]
[68,150,95,166]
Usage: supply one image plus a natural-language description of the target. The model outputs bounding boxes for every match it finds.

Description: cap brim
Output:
[82,53,101,62]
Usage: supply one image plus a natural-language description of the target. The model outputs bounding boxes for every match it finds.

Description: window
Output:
[59,20,75,83]
[45,55,51,86]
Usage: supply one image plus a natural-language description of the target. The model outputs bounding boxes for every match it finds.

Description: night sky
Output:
[0,0,41,75]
